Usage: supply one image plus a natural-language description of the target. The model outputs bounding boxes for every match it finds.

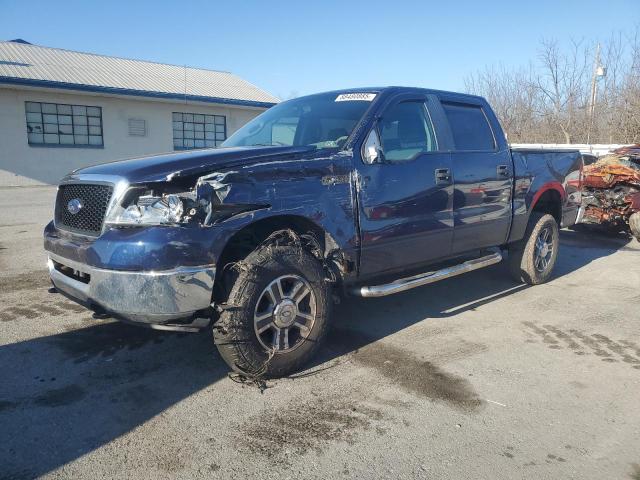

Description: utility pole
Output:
[587,43,606,144]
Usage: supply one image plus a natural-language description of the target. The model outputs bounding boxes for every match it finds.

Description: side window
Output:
[379,101,437,162]
[441,101,495,151]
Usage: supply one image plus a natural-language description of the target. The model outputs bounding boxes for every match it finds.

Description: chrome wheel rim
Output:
[253,274,316,353]
[534,227,554,272]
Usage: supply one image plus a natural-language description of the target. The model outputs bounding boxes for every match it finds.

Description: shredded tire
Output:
[213,242,331,379]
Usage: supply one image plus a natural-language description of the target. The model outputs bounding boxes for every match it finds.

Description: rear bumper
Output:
[47,252,216,324]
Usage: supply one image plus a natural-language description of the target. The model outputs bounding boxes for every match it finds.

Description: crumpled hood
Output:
[73,145,317,183]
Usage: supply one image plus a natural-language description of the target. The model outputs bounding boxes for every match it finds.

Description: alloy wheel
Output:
[253,274,317,353]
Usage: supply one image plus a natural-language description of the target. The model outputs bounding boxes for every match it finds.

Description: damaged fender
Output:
[179,150,359,280]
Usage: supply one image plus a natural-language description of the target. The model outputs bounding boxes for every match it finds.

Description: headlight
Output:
[106,194,185,226]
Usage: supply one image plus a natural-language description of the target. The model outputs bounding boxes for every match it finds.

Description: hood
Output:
[74,145,318,184]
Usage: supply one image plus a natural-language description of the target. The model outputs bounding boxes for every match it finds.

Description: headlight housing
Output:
[106,194,186,226]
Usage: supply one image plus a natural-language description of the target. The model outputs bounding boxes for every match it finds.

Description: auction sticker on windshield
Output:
[335,93,377,102]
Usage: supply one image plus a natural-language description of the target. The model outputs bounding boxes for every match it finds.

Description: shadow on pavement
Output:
[554,227,635,276]
[0,226,630,478]
[0,324,225,479]
[312,227,631,368]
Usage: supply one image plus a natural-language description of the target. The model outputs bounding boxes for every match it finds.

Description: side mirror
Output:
[362,127,383,164]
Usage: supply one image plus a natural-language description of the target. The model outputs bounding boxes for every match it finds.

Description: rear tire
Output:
[213,243,331,378]
[508,213,559,285]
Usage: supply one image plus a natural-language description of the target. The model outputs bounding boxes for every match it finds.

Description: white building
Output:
[0,39,279,185]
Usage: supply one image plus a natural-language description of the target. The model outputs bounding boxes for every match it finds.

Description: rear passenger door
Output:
[438,97,513,254]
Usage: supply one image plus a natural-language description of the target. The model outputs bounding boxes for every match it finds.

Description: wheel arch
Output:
[213,214,343,302]
[530,183,564,224]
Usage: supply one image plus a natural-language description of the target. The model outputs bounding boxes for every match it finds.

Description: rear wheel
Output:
[508,213,559,285]
[213,243,331,378]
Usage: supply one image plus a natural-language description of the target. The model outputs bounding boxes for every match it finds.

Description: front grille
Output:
[55,183,114,236]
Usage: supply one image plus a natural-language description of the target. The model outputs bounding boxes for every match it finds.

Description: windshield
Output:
[222,92,376,149]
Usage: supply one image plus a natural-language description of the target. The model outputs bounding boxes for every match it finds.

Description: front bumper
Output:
[48,252,216,324]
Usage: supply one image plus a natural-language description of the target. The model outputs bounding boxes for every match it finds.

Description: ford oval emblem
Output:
[67,198,83,215]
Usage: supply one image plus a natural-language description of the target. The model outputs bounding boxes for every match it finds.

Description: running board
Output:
[353,250,503,298]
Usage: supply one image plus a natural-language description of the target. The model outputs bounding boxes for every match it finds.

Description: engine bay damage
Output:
[581,144,640,240]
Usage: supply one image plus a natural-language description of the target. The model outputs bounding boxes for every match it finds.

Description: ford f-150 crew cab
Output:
[44,87,582,377]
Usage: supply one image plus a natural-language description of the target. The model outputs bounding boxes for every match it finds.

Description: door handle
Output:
[497,165,509,177]
[435,168,451,185]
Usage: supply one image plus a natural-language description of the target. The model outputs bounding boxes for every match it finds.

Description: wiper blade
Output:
[250,142,288,147]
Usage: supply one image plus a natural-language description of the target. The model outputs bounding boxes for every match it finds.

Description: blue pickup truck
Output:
[44,87,582,377]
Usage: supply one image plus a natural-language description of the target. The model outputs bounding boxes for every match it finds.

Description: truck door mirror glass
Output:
[362,127,383,164]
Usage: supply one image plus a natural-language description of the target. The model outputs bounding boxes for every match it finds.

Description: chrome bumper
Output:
[47,252,216,324]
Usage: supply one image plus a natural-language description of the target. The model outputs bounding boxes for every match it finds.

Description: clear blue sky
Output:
[1,0,638,99]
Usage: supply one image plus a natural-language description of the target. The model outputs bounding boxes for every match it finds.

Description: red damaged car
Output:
[580,145,640,241]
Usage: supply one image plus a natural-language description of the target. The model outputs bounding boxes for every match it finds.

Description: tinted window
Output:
[379,101,437,162]
[441,102,495,151]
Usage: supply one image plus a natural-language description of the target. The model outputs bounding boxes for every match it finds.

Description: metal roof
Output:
[0,40,279,108]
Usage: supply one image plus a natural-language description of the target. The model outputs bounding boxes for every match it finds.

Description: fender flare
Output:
[528,181,565,225]
[530,181,565,209]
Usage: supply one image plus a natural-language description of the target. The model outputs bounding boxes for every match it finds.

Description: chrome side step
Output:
[353,250,503,298]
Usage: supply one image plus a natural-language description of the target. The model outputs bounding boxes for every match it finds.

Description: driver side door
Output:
[355,94,454,278]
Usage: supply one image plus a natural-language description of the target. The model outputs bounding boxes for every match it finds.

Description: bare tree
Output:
[535,39,590,143]
[465,27,640,144]
[465,64,540,142]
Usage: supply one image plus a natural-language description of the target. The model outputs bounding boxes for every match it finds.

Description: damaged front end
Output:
[44,170,265,328]
[581,144,640,240]
[105,170,265,229]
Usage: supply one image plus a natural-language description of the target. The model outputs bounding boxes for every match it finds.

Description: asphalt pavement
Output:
[1,185,639,480]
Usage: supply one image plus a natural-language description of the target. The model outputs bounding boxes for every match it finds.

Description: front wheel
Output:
[213,243,331,378]
[508,213,559,285]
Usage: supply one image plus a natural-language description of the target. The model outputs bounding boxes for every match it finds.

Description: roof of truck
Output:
[341,85,481,96]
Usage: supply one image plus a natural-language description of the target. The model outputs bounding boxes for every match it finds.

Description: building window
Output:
[25,102,103,147]
[172,112,226,150]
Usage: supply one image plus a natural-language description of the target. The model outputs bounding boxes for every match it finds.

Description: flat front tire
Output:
[213,243,331,378]
[508,213,559,285]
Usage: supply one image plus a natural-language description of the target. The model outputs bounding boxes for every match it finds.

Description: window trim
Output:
[439,100,498,153]
[24,101,104,148]
[172,111,226,150]
[375,100,440,164]
[27,143,104,150]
